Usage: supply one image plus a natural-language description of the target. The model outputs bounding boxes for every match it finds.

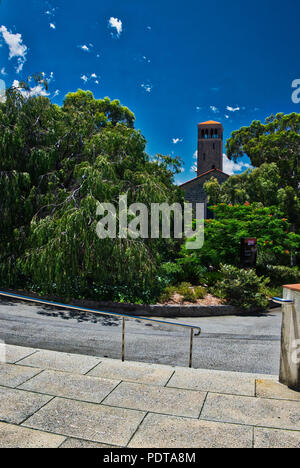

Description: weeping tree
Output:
[0,86,183,302]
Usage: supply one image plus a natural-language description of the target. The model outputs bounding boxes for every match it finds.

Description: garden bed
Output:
[0,288,241,318]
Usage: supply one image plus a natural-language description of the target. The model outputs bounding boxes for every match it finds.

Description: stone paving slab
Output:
[18,349,101,374]
[0,386,52,424]
[23,397,146,446]
[256,379,300,401]
[254,427,300,448]
[2,344,37,364]
[128,413,253,448]
[167,367,256,396]
[19,369,121,404]
[87,358,174,386]
[59,438,116,448]
[0,421,65,448]
[0,363,41,388]
[103,381,206,418]
[201,393,300,431]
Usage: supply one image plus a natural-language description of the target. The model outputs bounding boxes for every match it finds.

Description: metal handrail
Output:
[0,290,201,368]
[272,297,294,305]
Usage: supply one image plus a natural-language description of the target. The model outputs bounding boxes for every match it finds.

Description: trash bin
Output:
[274,285,300,391]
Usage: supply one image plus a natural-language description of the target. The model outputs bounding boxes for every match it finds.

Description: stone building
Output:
[180,120,229,217]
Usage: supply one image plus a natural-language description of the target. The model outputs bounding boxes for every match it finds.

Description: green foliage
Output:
[213,265,270,312]
[194,286,206,299]
[177,282,197,302]
[226,113,300,191]
[158,282,206,304]
[179,203,300,269]
[258,265,300,287]
[158,286,177,304]
[223,113,300,226]
[159,262,185,286]
[0,88,183,303]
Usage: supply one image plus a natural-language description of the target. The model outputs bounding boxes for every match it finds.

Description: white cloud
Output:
[141,83,152,93]
[45,8,56,17]
[0,67,6,76]
[225,114,230,119]
[52,89,60,98]
[172,138,183,144]
[0,25,28,73]
[226,106,240,112]
[50,23,56,29]
[80,73,99,85]
[108,17,123,36]
[80,45,90,52]
[193,150,197,159]
[223,154,252,175]
[190,163,197,173]
[12,79,49,98]
[210,105,219,114]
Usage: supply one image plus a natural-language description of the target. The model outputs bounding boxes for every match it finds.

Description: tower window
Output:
[203,153,206,160]
[213,143,215,149]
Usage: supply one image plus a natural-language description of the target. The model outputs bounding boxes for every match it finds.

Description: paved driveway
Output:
[0,299,282,375]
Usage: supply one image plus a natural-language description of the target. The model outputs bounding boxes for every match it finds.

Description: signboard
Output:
[240,237,257,268]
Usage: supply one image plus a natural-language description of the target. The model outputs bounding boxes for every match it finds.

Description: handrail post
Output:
[189,328,194,368]
[122,317,125,362]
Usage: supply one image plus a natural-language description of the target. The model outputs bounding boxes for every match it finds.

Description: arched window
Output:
[203,153,206,160]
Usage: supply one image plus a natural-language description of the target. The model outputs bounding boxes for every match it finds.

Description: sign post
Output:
[240,238,257,268]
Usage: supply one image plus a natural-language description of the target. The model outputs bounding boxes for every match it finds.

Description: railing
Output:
[0,291,201,368]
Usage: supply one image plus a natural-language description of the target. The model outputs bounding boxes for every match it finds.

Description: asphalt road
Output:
[0,298,282,375]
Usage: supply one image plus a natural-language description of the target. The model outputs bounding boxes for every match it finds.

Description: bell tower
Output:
[197,121,223,176]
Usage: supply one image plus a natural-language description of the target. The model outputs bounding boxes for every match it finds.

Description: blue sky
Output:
[0,0,299,184]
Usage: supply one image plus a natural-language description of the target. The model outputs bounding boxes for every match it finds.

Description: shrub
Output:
[213,264,270,312]
[194,286,206,299]
[259,265,300,286]
[158,286,177,303]
[160,262,184,286]
[177,282,197,303]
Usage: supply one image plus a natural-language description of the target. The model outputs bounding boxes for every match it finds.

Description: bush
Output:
[158,282,207,304]
[158,286,177,303]
[194,286,206,299]
[159,262,185,286]
[258,265,300,287]
[177,283,197,302]
[213,264,270,312]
